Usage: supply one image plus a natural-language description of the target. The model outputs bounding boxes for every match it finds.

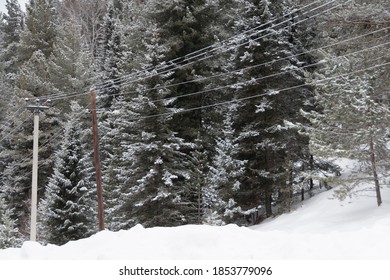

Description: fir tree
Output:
[39,101,96,245]
[0,0,24,75]
[18,0,58,62]
[203,104,246,225]
[48,20,92,110]
[110,22,197,228]
[0,0,61,235]
[146,0,220,224]
[98,4,125,109]
[232,0,314,220]
[0,197,23,249]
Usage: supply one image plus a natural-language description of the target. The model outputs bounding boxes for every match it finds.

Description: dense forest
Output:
[0,0,389,248]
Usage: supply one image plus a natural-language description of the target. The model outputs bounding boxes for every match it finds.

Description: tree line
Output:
[0,0,388,247]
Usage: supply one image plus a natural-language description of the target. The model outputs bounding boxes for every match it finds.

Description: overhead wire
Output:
[49,24,390,104]
[46,0,344,102]
[0,111,32,144]
[93,0,348,96]
[93,28,390,104]
[0,105,92,182]
[92,0,334,91]
[0,106,25,133]
[96,58,390,122]
[0,0,381,180]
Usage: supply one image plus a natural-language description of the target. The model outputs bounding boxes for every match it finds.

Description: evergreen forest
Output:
[0,0,389,247]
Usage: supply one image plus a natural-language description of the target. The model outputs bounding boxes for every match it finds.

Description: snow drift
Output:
[1,177,389,260]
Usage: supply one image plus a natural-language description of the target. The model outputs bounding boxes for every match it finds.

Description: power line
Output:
[1,105,91,183]
[94,0,347,95]
[0,111,32,144]
[93,0,334,90]
[0,106,25,133]
[48,0,352,103]
[94,30,390,104]
[45,0,342,102]
[160,0,332,66]
[0,1,372,171]
[96,33,390,109]
[50,25,390,104]
[96,59,390,122]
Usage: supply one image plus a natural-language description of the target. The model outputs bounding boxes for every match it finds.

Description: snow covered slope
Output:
[0,188,389,260]
[0,160,389,260]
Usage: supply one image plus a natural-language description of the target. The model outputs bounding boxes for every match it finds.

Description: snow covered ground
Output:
[0,159,389,260]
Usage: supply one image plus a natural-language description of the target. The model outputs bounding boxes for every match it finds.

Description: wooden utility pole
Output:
[90,88,105,231]
[26,99,49,241]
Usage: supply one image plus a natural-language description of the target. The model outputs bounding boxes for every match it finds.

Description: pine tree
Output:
[39,101,96,245]
[16,50,55,97]
[304,0,390,206]
[305,58,389,207]
[1,55,61,235]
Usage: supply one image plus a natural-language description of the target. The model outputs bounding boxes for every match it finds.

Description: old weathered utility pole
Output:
[26,99,50,242]
[89,88,105,231]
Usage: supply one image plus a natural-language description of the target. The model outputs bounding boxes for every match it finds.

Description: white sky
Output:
[0,0,27,14]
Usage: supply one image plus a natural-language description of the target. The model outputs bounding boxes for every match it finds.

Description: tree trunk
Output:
[309,155,314,190]
[369,137,382,207]
[265,191,272,218]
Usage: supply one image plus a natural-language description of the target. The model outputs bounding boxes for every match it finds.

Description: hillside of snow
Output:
[0,159,389,260]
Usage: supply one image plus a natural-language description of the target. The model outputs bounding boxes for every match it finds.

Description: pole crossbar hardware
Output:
[25,99,50,242]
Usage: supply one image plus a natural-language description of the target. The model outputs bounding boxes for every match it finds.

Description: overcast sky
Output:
[0,0,27,14]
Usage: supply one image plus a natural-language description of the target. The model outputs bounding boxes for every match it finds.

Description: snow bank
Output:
[1,158,389,260]
[1,184,389,260]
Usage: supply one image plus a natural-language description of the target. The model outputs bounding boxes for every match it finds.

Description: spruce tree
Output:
[232,0,314,220]
[100,95,136,231]
[48,20,92,111]
[0,197,23,249]
[0,0,61,235]
[0,96,38,235]
[0,0,24,75]
[204,104,246,225]
[39,101,96,245]
[111,21,197,228]
[98,4,125,109]
[18,0,58,62]
[146,0,220,224]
